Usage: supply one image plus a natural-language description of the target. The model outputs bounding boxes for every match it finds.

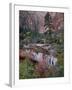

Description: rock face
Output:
[35,12,47,33]
[49,12,64,31]
[19,11,64,33]
[19,11,40,32]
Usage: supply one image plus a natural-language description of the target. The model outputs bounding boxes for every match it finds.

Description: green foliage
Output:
[19,58,38,79]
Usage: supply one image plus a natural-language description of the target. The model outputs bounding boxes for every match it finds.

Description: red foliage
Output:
[19,49,25,61]
[35,60,48,76]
